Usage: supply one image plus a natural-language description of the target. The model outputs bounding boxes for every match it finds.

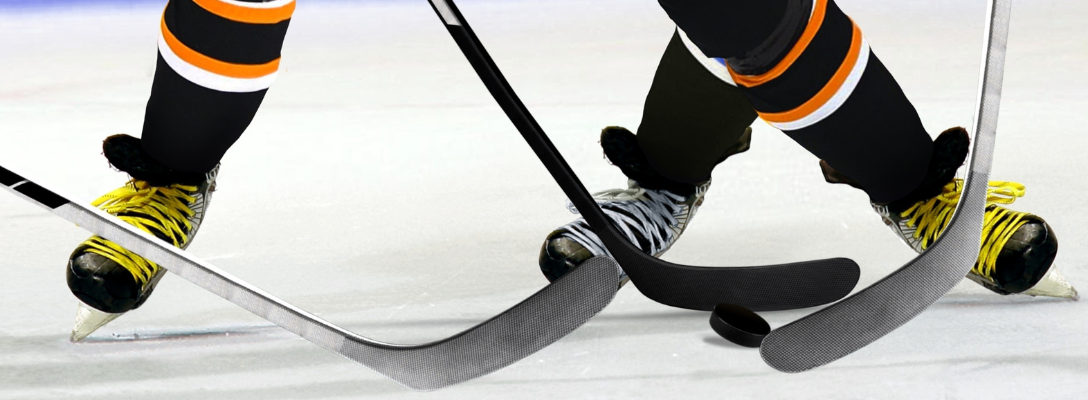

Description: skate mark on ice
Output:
[78,325,276,343]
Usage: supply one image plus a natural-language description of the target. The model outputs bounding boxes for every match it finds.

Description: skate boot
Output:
[67,134,219,341]
[823,127,1077,299]
[539,126,751,286]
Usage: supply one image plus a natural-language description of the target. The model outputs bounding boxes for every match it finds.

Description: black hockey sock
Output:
[140,0,294,174]
[635,30,758,185]
[661,0,933,203]
[656,0,790,60]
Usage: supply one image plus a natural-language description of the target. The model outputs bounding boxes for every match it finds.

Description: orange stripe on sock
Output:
[728,0,827,88]
[192,0,294,24]
[160,15,280,79]
[758,20,863,124]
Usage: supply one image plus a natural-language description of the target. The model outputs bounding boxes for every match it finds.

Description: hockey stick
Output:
[427,0,859,312]
[0,166,620,390]
[757,0,1011,372]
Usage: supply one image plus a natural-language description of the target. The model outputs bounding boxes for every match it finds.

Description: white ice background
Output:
[1,0,1086,398]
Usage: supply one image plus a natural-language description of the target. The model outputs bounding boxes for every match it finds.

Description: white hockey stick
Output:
[0,165,620,390]
[759,0,1012,372]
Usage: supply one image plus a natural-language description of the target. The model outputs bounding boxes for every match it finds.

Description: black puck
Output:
[710,303,770,348]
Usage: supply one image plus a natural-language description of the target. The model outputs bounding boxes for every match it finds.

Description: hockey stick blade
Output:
[758,0,1011,372]
[0,166,620,391]
[428,0,860,312]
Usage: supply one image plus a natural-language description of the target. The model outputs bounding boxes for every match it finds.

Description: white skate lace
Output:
[558,180,695,258]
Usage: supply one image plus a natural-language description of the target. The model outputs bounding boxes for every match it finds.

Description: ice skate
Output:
[875,177,1076,299]
[538,126,751,286]
[824,127,1077,299]
[68,134,219,342]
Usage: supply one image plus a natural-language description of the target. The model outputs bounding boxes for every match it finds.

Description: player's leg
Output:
[538,29,756,284]
[659,0,1075,298]
[68,0,296,341]
[660,0,933,203]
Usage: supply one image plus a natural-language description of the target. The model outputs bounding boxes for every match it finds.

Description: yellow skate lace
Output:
[81,180,198,286]
[901,179,1032,279]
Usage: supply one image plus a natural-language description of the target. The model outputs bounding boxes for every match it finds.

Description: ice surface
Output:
[1,0,1086,399]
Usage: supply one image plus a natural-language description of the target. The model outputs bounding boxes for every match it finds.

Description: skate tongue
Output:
[71,302,123,342]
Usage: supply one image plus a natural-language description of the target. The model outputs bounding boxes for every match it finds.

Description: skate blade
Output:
[1022,267,1079,300]
[71,302,123,342]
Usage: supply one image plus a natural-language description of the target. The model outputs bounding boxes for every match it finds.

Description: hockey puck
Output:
[709,303,770,348]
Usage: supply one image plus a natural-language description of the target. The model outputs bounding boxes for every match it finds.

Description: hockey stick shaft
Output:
[427,0,860,312]
[0,165,619,390]
[759,0,1010,372]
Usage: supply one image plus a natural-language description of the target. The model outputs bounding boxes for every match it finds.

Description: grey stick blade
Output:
[0,168,620,390]
[342,256,618,390]
[760,0,1010,372]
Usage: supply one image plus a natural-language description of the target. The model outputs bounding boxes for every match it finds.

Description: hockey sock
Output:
[141,0,295,173]
[656,0,789,60]
[635,30,758,185]
[661,0,934,204]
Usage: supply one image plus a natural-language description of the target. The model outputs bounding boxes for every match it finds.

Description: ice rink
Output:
[2,0,1087,398]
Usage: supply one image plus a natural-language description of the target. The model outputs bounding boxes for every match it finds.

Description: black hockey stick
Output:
[427,0,859,312]
[0,165,619,391]
[757,0,1012,372]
